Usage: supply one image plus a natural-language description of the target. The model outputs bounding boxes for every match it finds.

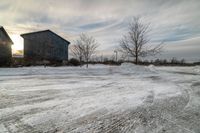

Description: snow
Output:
[0,64,200,132]
[194,65,200,73]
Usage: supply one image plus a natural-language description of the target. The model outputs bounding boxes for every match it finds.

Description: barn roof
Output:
[0,26,13,44]
[21,30,70,44]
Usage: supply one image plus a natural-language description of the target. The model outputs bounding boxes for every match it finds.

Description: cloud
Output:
[1,0,200,61]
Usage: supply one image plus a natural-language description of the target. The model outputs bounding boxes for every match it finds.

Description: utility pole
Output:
[114,50,118,62]
[101,54,103,63]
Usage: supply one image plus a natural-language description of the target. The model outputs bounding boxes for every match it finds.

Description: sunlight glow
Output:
[10,34,23,55]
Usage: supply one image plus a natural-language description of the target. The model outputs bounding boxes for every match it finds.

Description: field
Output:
[0,64,200,133]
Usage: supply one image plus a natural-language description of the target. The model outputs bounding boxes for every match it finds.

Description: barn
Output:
[0,26,13,66]
[21,30,70,65]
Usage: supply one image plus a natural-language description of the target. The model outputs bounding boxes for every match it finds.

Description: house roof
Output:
[21,30,70,44]
[0,26,13,44]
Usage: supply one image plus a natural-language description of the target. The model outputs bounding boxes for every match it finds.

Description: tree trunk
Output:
[135,52,138,65]
[86,59,88,68]
[135,43,138,65]
[135,56,138,64]
[79,57,82,67]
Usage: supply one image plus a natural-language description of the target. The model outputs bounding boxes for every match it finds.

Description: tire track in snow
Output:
[66,90,188,133]
[66,72,190,133]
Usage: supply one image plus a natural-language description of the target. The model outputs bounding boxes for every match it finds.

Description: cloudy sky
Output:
[1,0,200,61]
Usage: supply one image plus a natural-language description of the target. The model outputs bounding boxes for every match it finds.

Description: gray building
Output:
[0,26,13,66]
[21,30,70,64]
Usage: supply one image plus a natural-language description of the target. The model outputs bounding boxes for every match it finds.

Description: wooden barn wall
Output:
[23,32,69,62]
[0,29,12,65]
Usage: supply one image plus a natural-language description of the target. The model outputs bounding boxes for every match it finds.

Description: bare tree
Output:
[70,41,84,66]
[119,17,163,64]
[72,33,99,68]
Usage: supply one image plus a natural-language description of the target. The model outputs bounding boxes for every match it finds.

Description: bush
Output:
[68,58,81,66]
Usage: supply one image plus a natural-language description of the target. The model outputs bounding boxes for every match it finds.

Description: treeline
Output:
[68,57,200,67]
[6,57,200,67]
[139,58,196,66]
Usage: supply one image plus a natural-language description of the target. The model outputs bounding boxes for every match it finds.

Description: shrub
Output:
[68,58,81,66]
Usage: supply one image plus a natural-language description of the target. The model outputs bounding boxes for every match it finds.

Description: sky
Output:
[0,0,200,62]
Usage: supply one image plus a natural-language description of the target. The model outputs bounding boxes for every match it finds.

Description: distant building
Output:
[21,30,70,64]
[0,26,13,66]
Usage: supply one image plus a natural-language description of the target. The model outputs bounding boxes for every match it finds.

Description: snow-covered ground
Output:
[0,64,200,133]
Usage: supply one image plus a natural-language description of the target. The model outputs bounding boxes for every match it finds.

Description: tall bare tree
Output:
[119,17,163,64]
[70,41,84,65]
[71,33,98,68]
